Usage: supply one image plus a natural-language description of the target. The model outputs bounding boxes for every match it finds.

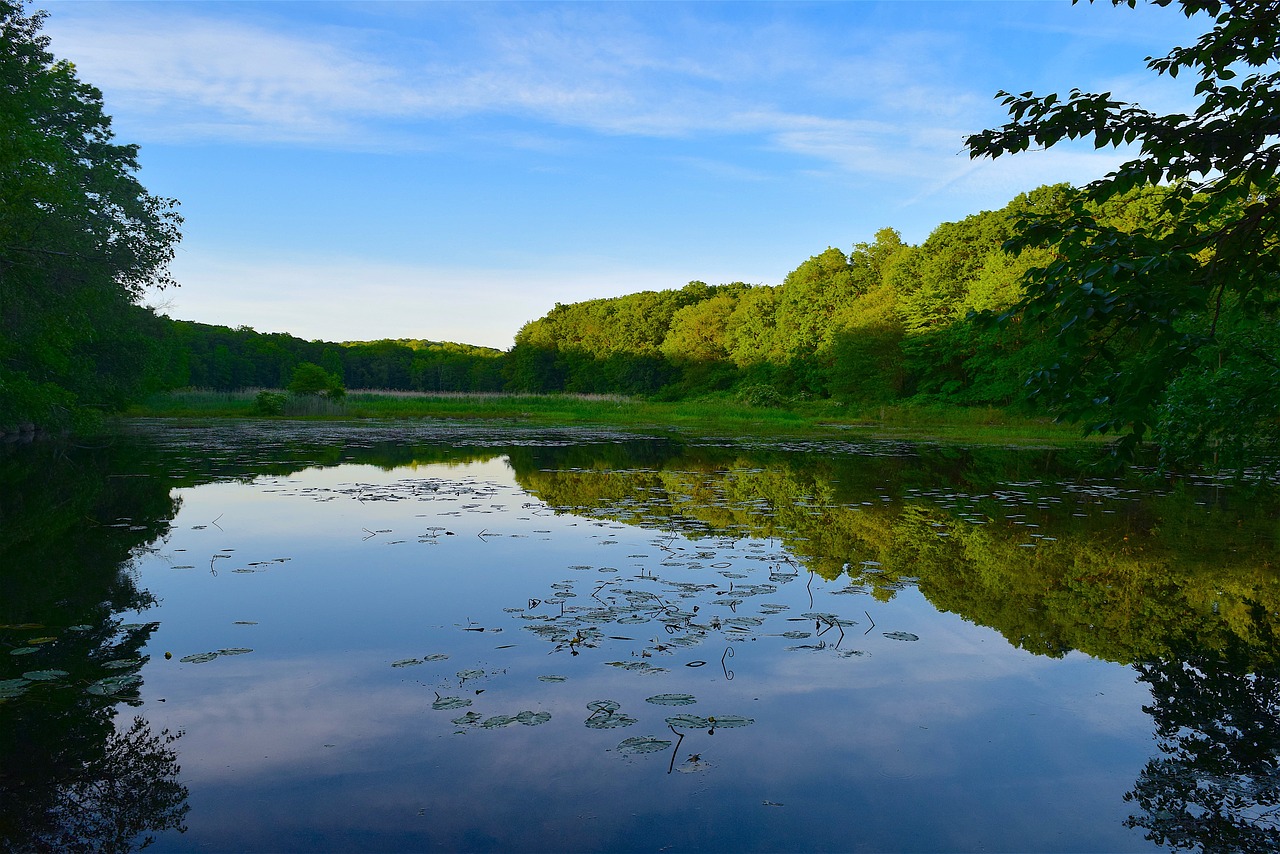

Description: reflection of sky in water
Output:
[127,458,1160,852]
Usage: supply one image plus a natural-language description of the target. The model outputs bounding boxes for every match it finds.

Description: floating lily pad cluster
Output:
[0,620,157,704]
[450,710,552,729]
[498,531,910,672]
[178,648,253,664]
[391,653,449,668]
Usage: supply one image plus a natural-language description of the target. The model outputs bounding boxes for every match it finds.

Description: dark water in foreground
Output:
[2,420,1279,853]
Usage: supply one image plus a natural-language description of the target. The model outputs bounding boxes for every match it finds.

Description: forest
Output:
[155,175,1274,470]
[3,0,1278,470]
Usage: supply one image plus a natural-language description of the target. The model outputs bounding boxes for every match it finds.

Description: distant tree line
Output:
[151,321,505,393]
[143,175,1276,472]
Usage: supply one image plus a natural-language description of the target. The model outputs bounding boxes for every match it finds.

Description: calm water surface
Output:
[2,421,1278,852]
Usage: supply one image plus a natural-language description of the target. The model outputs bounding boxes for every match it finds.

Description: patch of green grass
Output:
[127,389,1090,446]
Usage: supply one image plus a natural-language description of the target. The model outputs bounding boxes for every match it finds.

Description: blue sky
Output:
[41,1,1203,349]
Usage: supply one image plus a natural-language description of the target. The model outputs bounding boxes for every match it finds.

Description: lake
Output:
[2,420,1278,852]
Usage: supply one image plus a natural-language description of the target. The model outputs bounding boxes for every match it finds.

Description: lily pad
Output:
[586,699,621,713]
[217,648,253,656]
[391,658,422,668]
[645,693,697,706]
[666,714,712,729]
[515,710,552,726]
[179,652,219,663]
[584,713,637,730]
[605,661,667,674]
[456,669,485,680]
[480,714,517,729]
[422,654,449,662]
[883,631,920,642]
[432,696,473,711]
[87,674,142,695]
[708,714,754,728]
[617,736,672,755]
[538,675,567,683]
[0,679,29,699]
[22,669,69,681]
[451,711,483,726]
[9,647,39,656]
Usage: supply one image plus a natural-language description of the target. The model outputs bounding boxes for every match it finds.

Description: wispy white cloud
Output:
[42,3,1005,179]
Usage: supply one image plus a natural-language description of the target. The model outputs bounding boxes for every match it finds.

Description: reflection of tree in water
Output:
[0,441,190,852]
[2,717,189,853]
[1125,619,1280,853]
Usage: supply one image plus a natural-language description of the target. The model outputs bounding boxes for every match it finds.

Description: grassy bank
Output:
[126,388,1091,445]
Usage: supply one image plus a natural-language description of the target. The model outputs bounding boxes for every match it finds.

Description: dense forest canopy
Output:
[505,184,1152,408]
[964,0,1280,463]
[0,1,180,430]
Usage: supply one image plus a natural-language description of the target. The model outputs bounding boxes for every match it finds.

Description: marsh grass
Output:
[129,389,1089,445]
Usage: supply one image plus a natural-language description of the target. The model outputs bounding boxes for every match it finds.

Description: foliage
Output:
[1125,633,1280,853]
[156,320,505,394]
[0,440,190,851]
[734,383,787,408]
[512,443,1280,666]
[503,194,1084,407]
[964,0,1280,464]
[253,390,287,416]
[0,2,181,429]
[287,362,344,398]
[1152,331,1280,470]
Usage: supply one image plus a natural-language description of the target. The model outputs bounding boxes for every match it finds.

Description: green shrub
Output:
[287,362,344,398]
[253,391,287,416]
[735,383,786,408]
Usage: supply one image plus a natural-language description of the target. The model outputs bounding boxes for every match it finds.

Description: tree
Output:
[0,1,182,429]
[1125,637,1280,853]
[287,362,344,397]
[964,0,1280,464]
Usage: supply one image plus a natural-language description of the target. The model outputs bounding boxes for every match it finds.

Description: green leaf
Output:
[432,696,472,711]
[617,736,672,755]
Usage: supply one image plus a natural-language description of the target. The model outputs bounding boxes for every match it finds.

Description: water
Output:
[2,420,1278,852]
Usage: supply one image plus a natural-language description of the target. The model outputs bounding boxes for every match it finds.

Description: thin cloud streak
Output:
[46,4,1006,176]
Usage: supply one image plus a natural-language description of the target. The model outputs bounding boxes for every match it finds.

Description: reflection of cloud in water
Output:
[121,441,1191,852]
[169,459,528,546]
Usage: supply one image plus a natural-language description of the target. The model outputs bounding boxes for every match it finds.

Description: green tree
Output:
[288,362,344,397]
[964,0,1280,463]
[0,1,182,428]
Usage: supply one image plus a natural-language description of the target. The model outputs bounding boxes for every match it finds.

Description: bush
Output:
[735,383,786,408]
[253,391,287,416]
[287,362,344,398]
